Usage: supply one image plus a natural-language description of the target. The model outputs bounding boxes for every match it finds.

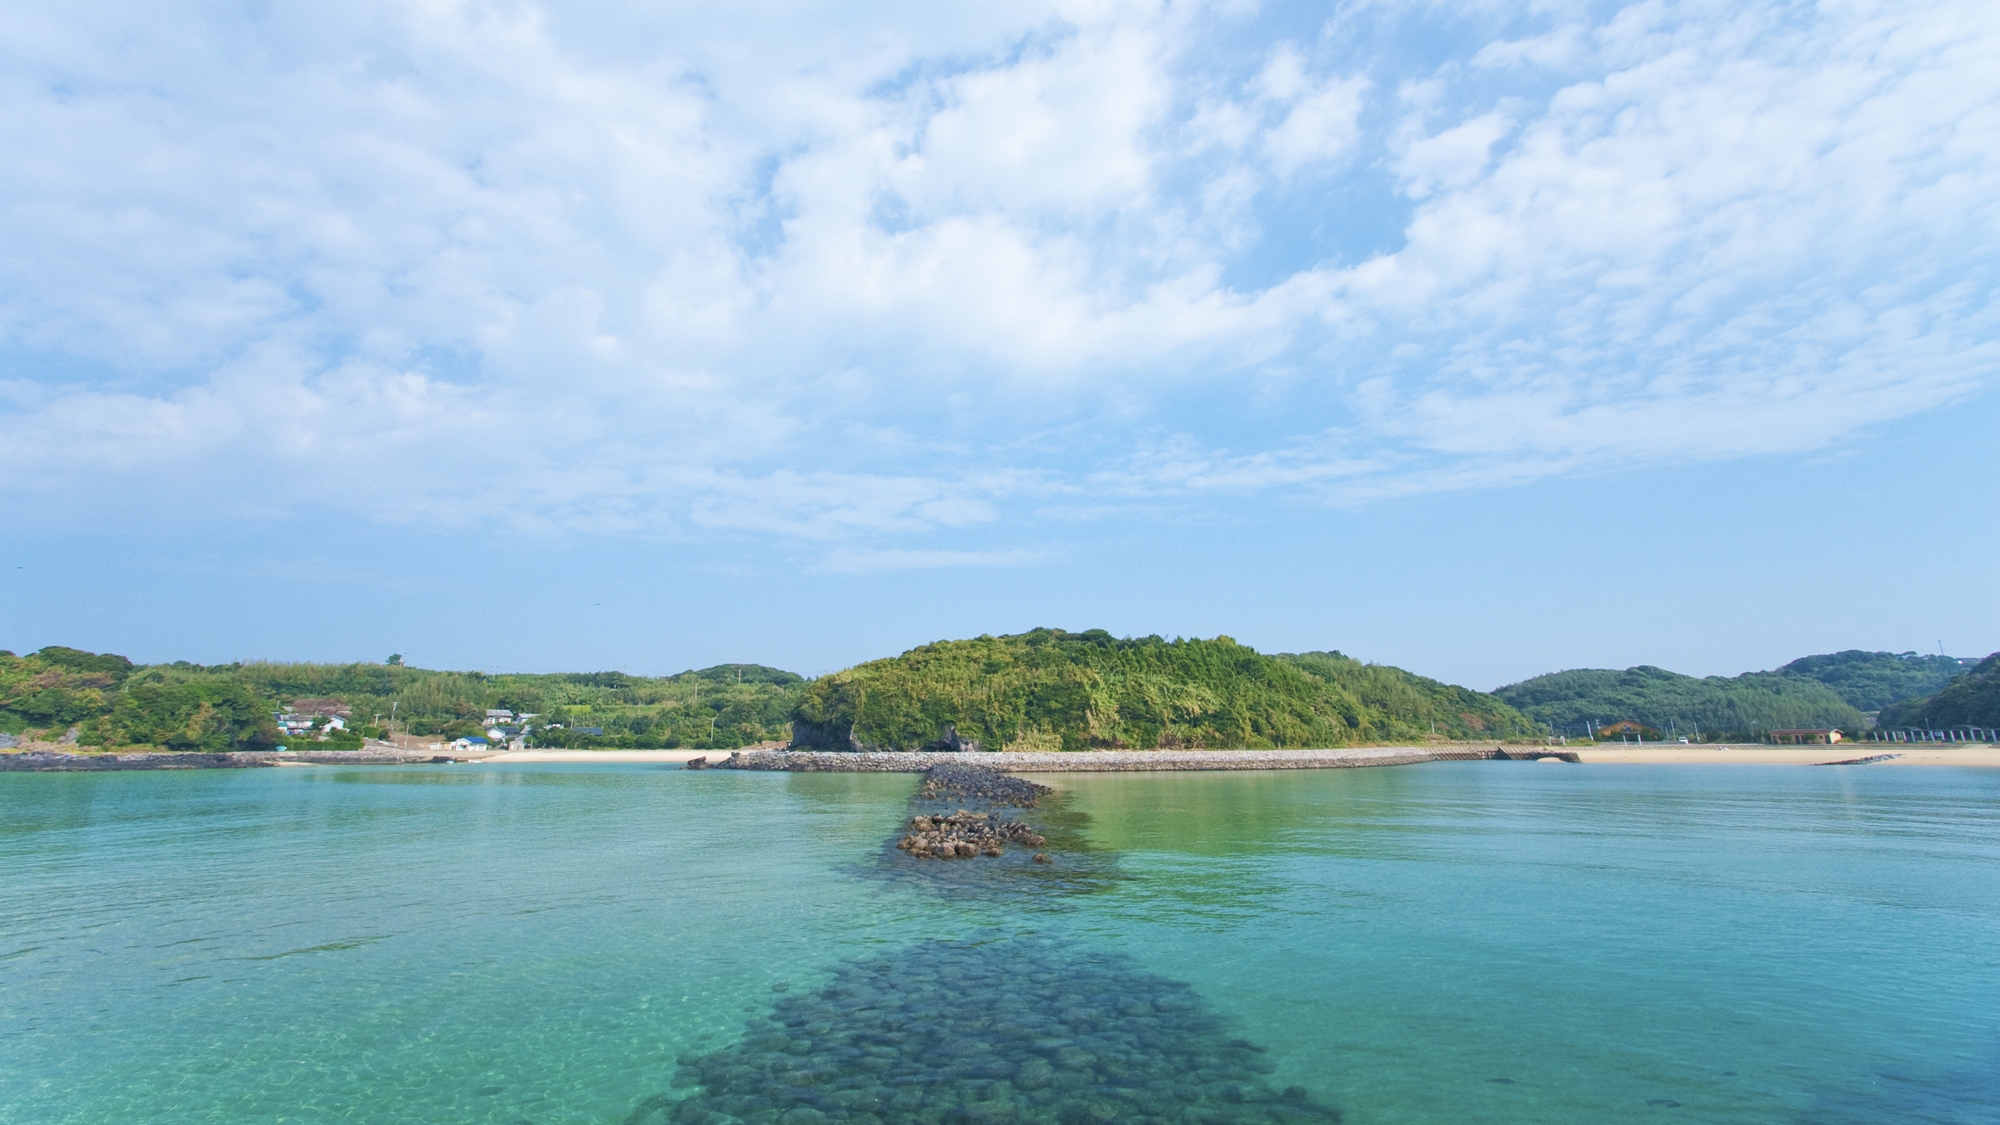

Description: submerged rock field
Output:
[639,936,1342,1125]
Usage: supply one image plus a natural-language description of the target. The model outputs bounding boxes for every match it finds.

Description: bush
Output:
[107,681,279,752]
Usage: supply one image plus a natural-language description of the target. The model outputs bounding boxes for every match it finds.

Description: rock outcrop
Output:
[0,750,264,771]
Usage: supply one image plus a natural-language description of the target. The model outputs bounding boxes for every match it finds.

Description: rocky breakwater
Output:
[916,761,1049,807]
[897,810,1048,860]
[897,764,1055,863]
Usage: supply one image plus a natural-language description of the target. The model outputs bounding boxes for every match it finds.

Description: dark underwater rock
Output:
[644,936,1340,1125]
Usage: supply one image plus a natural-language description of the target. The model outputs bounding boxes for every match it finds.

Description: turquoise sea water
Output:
[2,762,1997,1124]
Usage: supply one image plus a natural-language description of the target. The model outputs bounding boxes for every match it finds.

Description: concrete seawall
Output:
[715,746,1579,772]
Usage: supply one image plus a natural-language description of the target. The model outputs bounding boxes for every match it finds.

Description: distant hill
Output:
[1770,650,1976,712]
[0,649,801,751]
[1879,654,2000,728]
[15,636,1977,755]
[673,663,805,687]
[1495,665,1864,740]
[789,628,1537,752]
[0,636,1537,753]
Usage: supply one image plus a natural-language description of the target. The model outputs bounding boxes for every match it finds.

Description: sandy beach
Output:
[475,748,726,764]
[1569,742,2000,766]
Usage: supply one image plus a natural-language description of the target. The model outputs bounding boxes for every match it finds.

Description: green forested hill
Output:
[18,636,1970,755]
[1772,650,1975,711]
[1879,654,2000,728]
[788,629,1537,751]
[0,649,801,751]
[1495,665,1865,739]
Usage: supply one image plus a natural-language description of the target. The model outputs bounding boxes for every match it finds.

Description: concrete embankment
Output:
[0,748,458,771]
[716,745,1578,772]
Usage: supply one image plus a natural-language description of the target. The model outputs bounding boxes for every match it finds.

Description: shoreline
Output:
[708,744,1998,771]
[1569,743,2000,766]
[716,747,1465,771]
[5,741,1996,773]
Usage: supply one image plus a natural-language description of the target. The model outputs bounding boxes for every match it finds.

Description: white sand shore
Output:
[477,748,723,763]
[1571,743,2000,766]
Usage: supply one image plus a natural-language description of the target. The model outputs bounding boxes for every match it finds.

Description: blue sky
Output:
[2,0,1995,689]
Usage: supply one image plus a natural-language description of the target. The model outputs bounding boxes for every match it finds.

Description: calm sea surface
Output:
[2,763,1996,1124]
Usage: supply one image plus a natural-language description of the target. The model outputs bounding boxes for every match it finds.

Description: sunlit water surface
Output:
[2,763,1995,1124]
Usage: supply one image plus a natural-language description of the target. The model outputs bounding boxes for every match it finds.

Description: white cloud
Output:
[1395,112,1512,200]
[0,0,1994,545]
[1253,45,1370,176]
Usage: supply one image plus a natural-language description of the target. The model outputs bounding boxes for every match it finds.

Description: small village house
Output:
[1769,728,1843,745]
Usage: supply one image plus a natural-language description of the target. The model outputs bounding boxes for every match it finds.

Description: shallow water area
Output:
[1041,765,2000,1123]
[3,761,1997,1124]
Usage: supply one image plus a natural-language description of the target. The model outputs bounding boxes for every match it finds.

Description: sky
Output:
[2,0,1996,690]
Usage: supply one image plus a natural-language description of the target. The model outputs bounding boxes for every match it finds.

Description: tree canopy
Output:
[789,628,1537,751]
[1495,665,1865,739]
[0,650,799,751]
[1771,650,1975,712]
[18,637,1968,754]
[1879,653,2000,728]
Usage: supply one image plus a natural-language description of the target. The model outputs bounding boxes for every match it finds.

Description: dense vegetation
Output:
[1771,650,1975,712]
[1496,649,1982,739]
[1495,665,1866,740]
[1880,654,2000,728]
[789,629,1538,751]
[0,647,280,752]
[0,648,800,751]
[10,635,1983,755]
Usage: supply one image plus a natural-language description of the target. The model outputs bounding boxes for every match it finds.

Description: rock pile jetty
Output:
[640,935,1343,1125]
[893,764,1056,862]
[915,761,1051,807]
[897,810,1048,859]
